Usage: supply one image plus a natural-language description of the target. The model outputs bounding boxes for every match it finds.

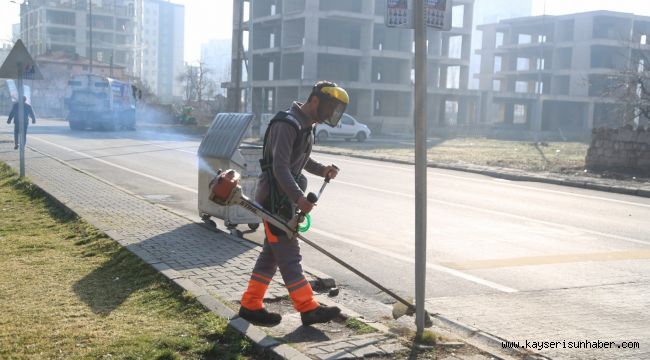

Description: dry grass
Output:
[0,163,255,360]
[313,138,589,173]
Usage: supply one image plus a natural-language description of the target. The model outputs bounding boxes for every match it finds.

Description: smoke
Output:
[197,157,218,177]
[138,103,176,124]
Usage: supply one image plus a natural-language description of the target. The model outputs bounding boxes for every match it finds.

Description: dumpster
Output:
[198,113,262,235]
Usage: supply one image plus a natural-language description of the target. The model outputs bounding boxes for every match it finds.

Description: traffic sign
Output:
[386,0,452,30]
[0,39,43,80]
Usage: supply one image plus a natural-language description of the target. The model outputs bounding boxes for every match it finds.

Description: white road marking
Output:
[335,179,650,246]
[148,142,197,155]
[315,154,650,209]
[31,136,198,194]
[309,227,518,293]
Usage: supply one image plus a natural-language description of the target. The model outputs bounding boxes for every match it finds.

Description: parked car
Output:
[315,113,371,142]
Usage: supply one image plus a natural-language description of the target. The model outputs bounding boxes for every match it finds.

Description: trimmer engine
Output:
[209,169,243,206]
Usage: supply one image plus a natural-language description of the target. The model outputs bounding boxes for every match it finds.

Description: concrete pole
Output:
[229,0,244,112]
[17,62,25,177]
[413,0,428,338]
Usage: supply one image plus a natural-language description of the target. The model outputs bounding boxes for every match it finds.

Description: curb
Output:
[311,149,650,199]
[429,312,550,360]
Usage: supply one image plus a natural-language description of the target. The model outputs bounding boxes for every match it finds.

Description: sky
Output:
[1,0,649,63]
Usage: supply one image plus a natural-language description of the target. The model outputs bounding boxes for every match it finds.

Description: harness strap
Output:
[259,111,312,215]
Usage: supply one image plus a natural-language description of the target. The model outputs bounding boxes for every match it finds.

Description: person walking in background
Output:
[7,96,36,150]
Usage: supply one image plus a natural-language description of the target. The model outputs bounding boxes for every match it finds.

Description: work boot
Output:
[238,306,282,327]
[14,144,18,150]
[301,304,341,326]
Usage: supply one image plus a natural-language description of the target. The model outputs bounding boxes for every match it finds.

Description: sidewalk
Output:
[0,140,521,359]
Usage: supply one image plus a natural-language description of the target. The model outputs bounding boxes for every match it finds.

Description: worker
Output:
[238,81,349,327]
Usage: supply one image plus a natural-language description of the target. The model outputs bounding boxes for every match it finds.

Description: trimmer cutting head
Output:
[391,296,433,327]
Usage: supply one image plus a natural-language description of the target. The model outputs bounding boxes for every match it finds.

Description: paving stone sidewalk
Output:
[1,140,507,359]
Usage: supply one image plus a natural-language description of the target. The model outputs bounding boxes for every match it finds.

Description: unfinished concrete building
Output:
[224,0,478,136]
[477,11,650,138]
[20,0,138,76]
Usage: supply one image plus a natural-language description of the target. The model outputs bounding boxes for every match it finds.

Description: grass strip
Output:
[0,163,256,360]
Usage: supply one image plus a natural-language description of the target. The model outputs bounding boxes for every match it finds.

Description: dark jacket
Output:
[7,102,36,125]
[256,102,325,206]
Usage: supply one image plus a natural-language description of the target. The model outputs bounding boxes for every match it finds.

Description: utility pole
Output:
[229,0,244,112]
[413,0,427,338]
[386,0,451,339]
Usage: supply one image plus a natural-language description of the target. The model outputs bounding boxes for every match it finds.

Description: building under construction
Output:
[477,11,650,138]
[224,0,478,136]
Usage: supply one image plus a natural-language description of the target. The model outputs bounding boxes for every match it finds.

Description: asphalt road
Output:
[12,119,650,358]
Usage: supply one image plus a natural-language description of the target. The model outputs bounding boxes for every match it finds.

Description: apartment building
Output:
[224,0,478,135]
[136,0,184,102]
[477,11,650,137]
[20,0,137,76]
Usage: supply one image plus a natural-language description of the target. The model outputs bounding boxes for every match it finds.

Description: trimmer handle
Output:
[289,192,319,233]
[324,165,340,183]
[306,192,318,204]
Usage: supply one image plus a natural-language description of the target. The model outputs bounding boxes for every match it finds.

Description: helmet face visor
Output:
[321,101,347,127]
[318,85,349,127]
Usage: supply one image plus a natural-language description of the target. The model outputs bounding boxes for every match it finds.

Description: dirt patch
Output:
[262,298,359,344]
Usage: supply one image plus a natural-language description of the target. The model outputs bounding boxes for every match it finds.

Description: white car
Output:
[315,114,371,142]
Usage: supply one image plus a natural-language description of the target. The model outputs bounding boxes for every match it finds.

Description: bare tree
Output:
[626,52,650,123]
[602,49,650,128]
[177,62,217,103]
[132,79,158,104]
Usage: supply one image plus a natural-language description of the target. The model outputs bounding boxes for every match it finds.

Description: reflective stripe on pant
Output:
[240,220,319,313]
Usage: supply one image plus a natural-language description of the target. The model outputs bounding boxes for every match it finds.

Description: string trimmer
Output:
[208,169,432,327]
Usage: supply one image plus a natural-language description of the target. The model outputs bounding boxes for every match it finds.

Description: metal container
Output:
[197,113,262,233]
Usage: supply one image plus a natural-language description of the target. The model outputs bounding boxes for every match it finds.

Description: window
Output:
[515,81,528,93]
[452,5,464,28]
[494,56,502,72]
[496,32,504,47]
[518,34,532,45]
[448,36,462,59]
[514,105,527,124]
[517,57,530,71]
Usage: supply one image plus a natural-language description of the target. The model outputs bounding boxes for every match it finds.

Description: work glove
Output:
[297,195,315,214]
[323,164,339,180]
